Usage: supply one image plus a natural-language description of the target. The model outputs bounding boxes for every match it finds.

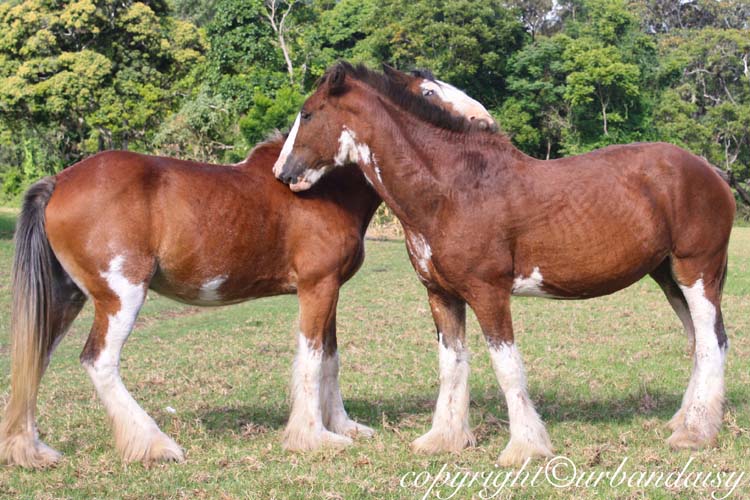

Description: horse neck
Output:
[354,101,508,233]
[245,142,381,233]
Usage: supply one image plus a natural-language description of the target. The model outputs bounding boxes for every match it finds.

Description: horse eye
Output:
[422,89,435,97]
[301,111,312,121]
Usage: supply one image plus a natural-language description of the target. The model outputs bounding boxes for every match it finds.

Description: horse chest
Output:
[405,232,433,282]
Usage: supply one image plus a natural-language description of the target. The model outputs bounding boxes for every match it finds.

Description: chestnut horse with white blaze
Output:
[0,67,496,468]
[274,62,736,466]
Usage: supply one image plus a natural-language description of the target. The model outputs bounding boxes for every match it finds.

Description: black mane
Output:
[319,62,487,134]
[410,68,436,81]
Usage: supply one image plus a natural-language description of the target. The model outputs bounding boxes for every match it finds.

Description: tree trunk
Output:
[265,0,297,85]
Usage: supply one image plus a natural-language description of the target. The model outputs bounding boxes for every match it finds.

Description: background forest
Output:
[1,0,749,212]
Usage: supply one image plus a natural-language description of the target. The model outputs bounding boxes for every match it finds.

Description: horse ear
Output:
[382,63,409,85]
[328,64,348,95]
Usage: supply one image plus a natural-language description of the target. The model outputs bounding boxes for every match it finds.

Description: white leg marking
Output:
[284,333,352,450]
[670,279,725,446]
[412,334,474,453]
[488,342,552,465]
[84,255,183,463]
[273,113,300,176]
[320,351,374,439]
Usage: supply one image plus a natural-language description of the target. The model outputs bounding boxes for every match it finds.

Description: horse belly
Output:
[149,262,296,306]
[511,223,670,299]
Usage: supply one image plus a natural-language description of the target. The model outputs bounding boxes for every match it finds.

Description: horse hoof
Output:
[283,429,353,452]
[0,433,61,469]
[147,434,185,463]
[410,428,475,454]
[667,409,685,432]
[667,426,716,450]
[331,419,375,439]
[497,438,553,468]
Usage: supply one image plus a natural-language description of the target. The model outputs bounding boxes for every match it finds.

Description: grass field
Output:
[0,209,748,499]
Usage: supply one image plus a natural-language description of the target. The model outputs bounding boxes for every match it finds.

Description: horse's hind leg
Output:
[283,278,352,451]
[320,310,374,439]
[650,258,696,356]
[411,290,475,454]
[80,255,183,463]
[667,254,729,449]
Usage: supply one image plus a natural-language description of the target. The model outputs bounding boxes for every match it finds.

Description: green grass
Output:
[0,216,749,499]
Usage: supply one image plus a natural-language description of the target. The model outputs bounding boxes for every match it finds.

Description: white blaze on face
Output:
[273,113,301,176]
[420,80,494,124]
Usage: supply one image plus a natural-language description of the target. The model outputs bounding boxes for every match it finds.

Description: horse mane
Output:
[319,62,489,134]
[244,130,286,162]
[410,68,436,81]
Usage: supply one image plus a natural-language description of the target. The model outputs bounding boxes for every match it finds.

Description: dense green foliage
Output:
[1,0,749,208]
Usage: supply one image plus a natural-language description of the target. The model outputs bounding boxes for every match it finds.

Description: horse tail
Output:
[0,177,80,467]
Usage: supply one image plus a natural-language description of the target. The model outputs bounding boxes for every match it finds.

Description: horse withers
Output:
[274,62,736,466]
[0,67,496,468]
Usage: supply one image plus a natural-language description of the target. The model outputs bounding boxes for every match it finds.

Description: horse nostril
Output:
[469,116,476,121]
[280,174,295,185]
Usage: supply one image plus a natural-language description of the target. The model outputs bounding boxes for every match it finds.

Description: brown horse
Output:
[0,67,496,468]
[274,62,736,466]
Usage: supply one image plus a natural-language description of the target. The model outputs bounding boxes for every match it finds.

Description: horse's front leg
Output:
[283,277,353,451]
[320,309,375,439]
[471,288,553,466]
[411,290,475,453]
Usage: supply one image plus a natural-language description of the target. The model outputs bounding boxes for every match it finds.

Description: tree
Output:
[361,0,528,109]
[499,34,570,158]
[0,0,206,193]
[656,28,750,183]
[563,41,641,136]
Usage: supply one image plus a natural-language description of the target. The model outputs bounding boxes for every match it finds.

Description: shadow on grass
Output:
[191,389,689,436]
[0,212,14,240]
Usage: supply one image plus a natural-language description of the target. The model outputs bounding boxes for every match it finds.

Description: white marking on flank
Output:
[199,275,227,302]
[511,266,553,297]
[273,113,301,176]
